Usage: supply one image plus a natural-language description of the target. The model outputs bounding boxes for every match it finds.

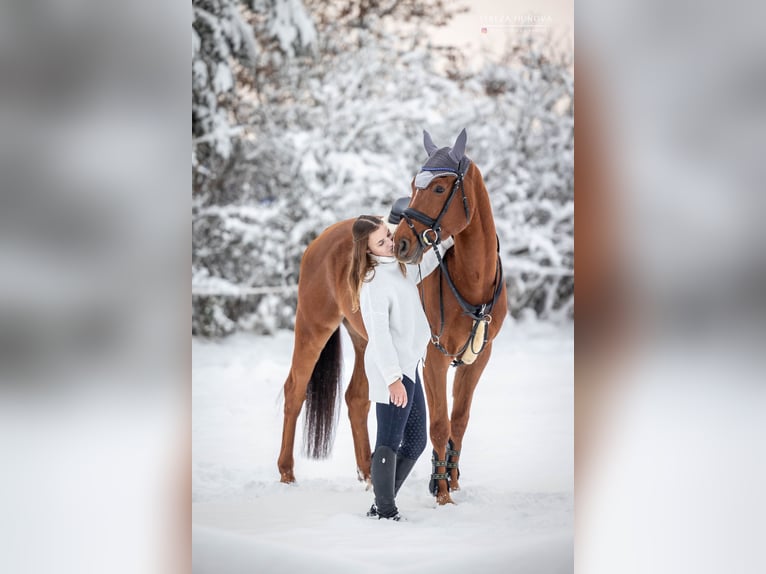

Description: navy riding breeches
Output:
[374,370,427,460]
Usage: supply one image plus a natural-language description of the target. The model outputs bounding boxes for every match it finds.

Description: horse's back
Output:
[294,219,357,326]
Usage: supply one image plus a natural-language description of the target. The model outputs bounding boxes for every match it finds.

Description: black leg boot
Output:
[394,454,417,496]
[367,454,414,518]
[371,446,399,520]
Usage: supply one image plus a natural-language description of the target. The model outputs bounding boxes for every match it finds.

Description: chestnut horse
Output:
[277,129,506,505]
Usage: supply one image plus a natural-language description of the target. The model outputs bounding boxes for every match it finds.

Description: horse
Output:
[277,129,506,506]
[393,129,507,504]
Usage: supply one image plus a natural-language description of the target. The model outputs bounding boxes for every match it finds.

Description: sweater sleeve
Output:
[413,236,454,282]
[359,281,402,387]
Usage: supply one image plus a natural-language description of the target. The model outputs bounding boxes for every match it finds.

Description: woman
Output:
[348,215,453,521]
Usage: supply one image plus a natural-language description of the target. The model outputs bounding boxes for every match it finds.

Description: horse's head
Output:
[394,129,474,263]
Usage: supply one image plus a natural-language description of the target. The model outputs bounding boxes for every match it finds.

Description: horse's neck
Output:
[452,194,498,302]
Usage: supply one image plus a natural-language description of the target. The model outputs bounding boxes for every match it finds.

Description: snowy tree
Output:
[192,8,574,336]
[192,0,317,335]
[192,0,316,200]
[303,0,467,47]
[473,34,574,320]
[193,28,461,335]
[193,1,255,186]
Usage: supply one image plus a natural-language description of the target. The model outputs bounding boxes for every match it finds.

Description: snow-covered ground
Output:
[192,318,573,573]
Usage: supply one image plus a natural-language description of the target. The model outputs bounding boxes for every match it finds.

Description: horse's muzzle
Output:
[396,237,422,264]
[397,237,410,259]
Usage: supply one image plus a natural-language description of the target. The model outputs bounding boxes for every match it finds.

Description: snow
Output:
[213,63,233,93]
[269,0,317,56]
[192,318,573,572]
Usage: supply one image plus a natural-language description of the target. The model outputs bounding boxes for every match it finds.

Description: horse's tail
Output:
[303,327,343,459]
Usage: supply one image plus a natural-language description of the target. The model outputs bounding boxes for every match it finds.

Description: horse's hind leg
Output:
[343,320,372,485]
[448,342,493,491]
[278,309,340,483]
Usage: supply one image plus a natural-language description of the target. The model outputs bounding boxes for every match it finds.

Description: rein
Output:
[419,236,504,365]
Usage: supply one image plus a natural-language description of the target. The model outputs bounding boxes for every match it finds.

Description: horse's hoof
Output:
[356,468,371,484]
[356,468,372,489]
[279,472,295,484]
[436,491,454,505]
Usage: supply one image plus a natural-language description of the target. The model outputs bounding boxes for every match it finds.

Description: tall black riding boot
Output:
[394,454,417,496]
[371,446,398,519]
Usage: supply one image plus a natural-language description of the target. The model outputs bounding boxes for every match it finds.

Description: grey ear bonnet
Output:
[414,129,471,189]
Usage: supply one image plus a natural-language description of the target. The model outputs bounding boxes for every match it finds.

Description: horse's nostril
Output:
[398,238,409,256]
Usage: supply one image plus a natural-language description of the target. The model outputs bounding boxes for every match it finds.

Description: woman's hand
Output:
[388,379,408,408]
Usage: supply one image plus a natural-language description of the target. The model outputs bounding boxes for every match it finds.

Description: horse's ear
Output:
[423,130,438,155]
[449,128,467,161]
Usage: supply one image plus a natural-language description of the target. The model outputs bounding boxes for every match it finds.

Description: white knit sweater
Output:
[359,238,453,403]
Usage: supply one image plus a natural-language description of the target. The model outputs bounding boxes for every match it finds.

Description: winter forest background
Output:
[192,0,573,337]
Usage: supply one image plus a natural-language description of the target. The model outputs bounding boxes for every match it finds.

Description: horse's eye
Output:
[434,185,445,194]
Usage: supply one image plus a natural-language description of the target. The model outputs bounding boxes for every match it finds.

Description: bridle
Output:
[400,157,472,250]
[400,158,505,365]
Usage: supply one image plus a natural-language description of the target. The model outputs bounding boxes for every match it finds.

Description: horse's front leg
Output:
[423,346,454,505]
[449,342,493,491]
